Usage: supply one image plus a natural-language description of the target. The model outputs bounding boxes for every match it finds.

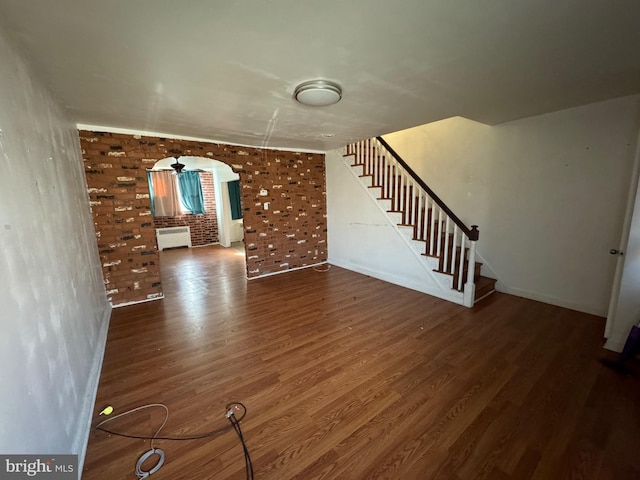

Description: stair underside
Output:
[348,158,497,304]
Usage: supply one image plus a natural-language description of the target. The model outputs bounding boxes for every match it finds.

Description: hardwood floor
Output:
[83,245,640,479]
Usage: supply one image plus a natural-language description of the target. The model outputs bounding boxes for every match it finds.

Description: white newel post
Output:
[463,226,480,307]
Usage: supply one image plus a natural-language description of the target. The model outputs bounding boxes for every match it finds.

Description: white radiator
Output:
[156,226,192,251]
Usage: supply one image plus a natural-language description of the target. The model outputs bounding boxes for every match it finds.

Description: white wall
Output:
[0,25,110,465]
[382,95,640,315]
[326,150,464,304]
[212,163,241,247]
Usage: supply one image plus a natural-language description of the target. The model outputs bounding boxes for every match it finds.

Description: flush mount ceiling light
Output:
[294,80,342,107]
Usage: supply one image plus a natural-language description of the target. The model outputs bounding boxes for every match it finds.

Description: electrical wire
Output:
[95,403,169,449]
[95,404,169,479]
[227,409,254,480]
[94,402,247,440]
[94,401,252,479]
[313,264,332,272]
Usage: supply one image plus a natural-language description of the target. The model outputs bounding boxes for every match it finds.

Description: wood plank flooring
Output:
[82,245,640,479]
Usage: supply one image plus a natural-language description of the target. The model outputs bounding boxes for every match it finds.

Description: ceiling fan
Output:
[152,156,205,175]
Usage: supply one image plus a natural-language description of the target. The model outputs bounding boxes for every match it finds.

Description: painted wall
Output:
[80,131,327,305]
[211,162,241,247]
[381,95,640,315]
[0,26,110,463]
[326,150,464,304]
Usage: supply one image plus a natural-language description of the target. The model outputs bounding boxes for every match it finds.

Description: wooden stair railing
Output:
[345,137,485,307]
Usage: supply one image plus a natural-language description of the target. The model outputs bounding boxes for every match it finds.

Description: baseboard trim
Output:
[329,257,464,305]
[112,295,165,308]
[76,303,112,478]
[603,338,624,353]
[247,261,328,280]
[497,283,606,317]
[473,289,496,305]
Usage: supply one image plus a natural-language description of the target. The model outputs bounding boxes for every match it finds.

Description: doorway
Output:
[150,156,246,297]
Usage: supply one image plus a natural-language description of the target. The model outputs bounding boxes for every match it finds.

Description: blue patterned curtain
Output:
[178,171,205,215]
[228,180,242,220]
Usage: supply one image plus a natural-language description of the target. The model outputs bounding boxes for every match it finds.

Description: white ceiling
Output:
[1,0,639,152]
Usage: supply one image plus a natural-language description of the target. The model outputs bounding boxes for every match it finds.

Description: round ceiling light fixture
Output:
[294,80,342,107]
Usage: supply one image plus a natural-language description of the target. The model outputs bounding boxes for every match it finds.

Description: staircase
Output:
[344,137,496,307]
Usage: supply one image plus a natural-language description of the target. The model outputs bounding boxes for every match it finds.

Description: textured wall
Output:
[79,131,327,305]
[152,171,219,246]
[0,29,110,458]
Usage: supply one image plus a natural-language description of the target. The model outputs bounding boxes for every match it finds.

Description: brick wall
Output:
[79,130,327,306]
[152,171,218,246]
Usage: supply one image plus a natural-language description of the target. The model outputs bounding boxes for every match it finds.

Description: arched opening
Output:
[150,156,243,247]
[149,156,245,294]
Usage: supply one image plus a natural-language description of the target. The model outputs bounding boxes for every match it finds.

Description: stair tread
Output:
[476,276,496,288]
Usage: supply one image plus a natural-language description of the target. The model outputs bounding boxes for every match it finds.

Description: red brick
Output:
[80,130,327,306]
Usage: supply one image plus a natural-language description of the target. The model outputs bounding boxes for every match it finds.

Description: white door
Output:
[605,132,640,352]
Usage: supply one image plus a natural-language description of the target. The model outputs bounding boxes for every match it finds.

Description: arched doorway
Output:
[148,156,246,294]
[150,156,243,249]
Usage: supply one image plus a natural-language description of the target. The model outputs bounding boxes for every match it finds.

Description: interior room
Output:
[1,1,640,479]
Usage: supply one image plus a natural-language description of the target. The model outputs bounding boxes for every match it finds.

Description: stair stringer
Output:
[326,150,464,305]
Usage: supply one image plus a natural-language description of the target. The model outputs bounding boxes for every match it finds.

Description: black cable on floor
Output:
[227,409,254,480]
[94,401,253,479]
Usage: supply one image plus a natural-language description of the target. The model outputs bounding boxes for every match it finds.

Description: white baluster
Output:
[443,217,450,270]
[402,168,407,215]
[378,142,385,196]
[383,153,389,199]
[416,190,423,239]
[436,208,443,257]
[423,196,430,246]
[373,142,379,186]
[392,162,398,210]
[458,234,466,290]
[394,163,400,211]
[408,179,414,225]
[429,202,437,256]
[399,171,405,218]
[450,226,458,274]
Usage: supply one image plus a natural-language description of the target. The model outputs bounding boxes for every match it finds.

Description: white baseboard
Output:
[497,283,606,317]
[76,303,112,479]
[603,338,624,353]
[328,257,464,305]
[112,295,164,308]
[247,261,328,280]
